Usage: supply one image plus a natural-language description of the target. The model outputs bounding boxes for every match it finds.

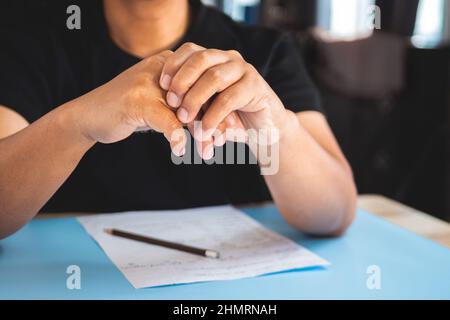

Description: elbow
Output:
[0,225,21,240]
[281,170,358,237]
[325,159,358,237]
[0,230,14,240]
[0,212,30,240]
[0,224,25,240]
[285,204,356,238]
[326,172,357,237]
[326,202,356,237]
[328,180,357,237]
[283,205,355,238]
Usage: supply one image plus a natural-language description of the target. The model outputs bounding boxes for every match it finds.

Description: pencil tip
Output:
[104,228,113,234]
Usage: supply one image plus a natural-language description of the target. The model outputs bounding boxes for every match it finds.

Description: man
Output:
[0,0,356,238]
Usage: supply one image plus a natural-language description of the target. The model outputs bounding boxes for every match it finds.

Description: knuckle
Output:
[217,93,234,108]
[193,50,210,65]
[181,42,198,50]
[142,55,155,64]
[248,72,261,87]
[142,55,159,66]
[158,49,173,58]
[227,49,242,59]
[142,56,164,72]
[206,68,223,84]
[244,62,256,72]
[184,60,199,73]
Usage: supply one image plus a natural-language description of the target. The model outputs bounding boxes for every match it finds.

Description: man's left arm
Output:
[263,109,356,236]
[158,42,357,236]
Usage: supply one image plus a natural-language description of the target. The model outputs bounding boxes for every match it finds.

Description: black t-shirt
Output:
[0,0,321,213]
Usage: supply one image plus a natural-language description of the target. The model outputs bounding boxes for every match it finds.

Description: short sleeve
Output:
[263,33,322,113]
[0,27,52,123]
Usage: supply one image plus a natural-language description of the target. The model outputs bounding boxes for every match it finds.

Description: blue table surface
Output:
[1,206,450,300]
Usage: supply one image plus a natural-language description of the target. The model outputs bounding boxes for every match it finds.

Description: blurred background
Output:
[205,0,450,221]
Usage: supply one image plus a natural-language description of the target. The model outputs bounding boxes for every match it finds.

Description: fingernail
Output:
[172,144,184,157]
[214,134,226,146]
[173,147,180,157]
[167,91,180,108]
[203,145,214,160]
[177,107,189,123]
[160,74,171,90]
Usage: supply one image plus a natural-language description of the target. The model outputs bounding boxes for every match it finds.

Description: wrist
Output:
[247,106,295,157]
[56,101,97,151]
[272,107,299,142]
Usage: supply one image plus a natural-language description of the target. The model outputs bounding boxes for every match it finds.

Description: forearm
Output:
[263,110,357,236]
[0,102,94,238]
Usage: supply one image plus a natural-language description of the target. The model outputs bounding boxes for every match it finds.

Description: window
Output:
[317,0,376,40]
[202,0,260,22]
[412,0,447,48]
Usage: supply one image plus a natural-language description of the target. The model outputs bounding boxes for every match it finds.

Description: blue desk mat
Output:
[1,206,449,299]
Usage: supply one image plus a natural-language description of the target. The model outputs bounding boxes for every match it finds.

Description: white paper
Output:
[78,205,329,288]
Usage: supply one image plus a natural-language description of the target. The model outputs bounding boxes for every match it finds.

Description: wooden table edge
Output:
[36,194,450,249]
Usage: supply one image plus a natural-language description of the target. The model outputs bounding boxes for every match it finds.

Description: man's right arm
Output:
[0,51,186,239]
[0,103,96,239]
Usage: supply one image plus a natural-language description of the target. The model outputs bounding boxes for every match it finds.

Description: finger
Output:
[177,61,245,124]
[190,122,215,160]
[194,138,215,161]
[143,101,187,156]
[187,109,215,160]
[188,97,226,149]
[192,100,231,148]
[169,49,234,99]
[191,120,216,160]
[211,112,245,146]
[187,106,205,141]
[157,50,173,59]
[160,43,204,104]
[195,91,245,146]
[140,50,173,79]
[198,77,252,141]
[223,113,248,143]
[213,121,227,147]
[151,50,173,63]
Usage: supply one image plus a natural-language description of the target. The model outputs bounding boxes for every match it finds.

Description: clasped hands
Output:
[77,42,288,160]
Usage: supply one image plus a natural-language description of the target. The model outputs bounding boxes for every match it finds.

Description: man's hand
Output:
[74,50,187,156]
[159,43,288,151]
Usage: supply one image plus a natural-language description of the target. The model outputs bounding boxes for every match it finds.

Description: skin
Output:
[0,0,357,239]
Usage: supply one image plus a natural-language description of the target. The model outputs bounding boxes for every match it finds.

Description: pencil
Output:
[104,228,220,259]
